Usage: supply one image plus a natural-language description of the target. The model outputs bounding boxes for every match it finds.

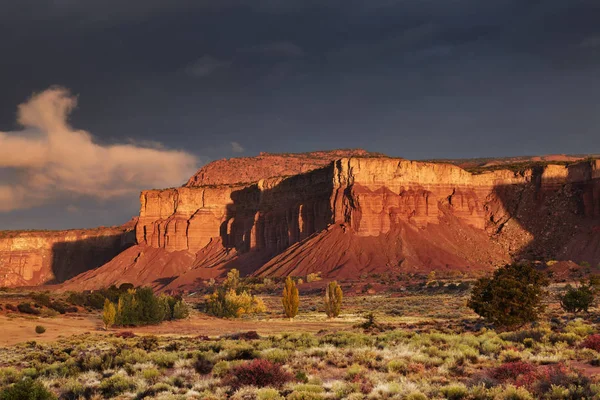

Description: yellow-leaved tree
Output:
[102,299,116,330]
[282,276,299,319]
[324,281,343,318]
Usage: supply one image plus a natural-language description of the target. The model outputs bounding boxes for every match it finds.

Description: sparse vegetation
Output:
[2,273,600,399]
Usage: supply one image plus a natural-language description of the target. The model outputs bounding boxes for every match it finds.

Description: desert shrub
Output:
[65,292,86,306]
[257,388,283,400]
[172,300,190,319]
[491,361,537,382]
[282,276,299,319]
[467,264,548,329]
[206,288,266,318]
[102,299,116,330]
[30,292,51,308]
[99,374,136,397]
[35,326,46,334]
[582,334,600,351]
[559,283,595,313]
[495,385,534,400]
[87,292,106,310]
[224,359,292,390]
[0,378,56,400]
[306,272,321,282]
[194,356,215,374]
[440,383,468,400]
[17,302,40,315]
[138,335,159,351]
[4,304,17,312]
[527,363,594,398]
[324,281,343,318]
[564,319,595,337]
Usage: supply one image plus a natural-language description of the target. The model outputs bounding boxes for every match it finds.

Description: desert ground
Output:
[2,276,600,399]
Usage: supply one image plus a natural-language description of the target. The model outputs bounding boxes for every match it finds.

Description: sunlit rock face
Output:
[11,150,600,291]
[0,224,135,286]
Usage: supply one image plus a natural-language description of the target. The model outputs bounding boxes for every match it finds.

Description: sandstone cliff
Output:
[0,222,136,286]
[64,152,600,291]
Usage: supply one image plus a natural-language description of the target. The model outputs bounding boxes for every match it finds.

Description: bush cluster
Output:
[206,270,267,318]
[102,287,189,327]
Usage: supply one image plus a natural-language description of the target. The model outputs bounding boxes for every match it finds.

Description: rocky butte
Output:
[0,221,136,287]
[2,150,600,290]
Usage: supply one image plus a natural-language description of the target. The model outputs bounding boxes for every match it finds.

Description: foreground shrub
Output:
[324,281,343,318]
[0,378,56,400]
[99,374,136,397]
[34,326,46,334]
[582,334,600,352]
[491,361,537,382]
[224,359,292,390]
[468,264,548,329]
[440,383,468,400]
[282,276,299,319]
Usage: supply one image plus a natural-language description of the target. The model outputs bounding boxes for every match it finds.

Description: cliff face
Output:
[0,224,136,287]
[64,154,600,291]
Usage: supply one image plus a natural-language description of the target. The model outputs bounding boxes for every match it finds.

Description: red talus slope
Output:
[65,156,600,291]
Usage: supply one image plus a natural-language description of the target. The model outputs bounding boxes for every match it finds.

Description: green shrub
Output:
[17,303,40,315]
[560,282,595,313]
[30,293,51,308]
[467,264,548,329]
[34,326,45,334]
[172,300,190,319]
[440,383,468,399]
[0,378,56,400]
[99,374,136,397]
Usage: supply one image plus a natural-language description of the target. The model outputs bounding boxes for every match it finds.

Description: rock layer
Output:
[65,154,600,291]
[0,223,136,287]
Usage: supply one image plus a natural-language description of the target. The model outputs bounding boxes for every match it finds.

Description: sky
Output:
[1,0,599,230]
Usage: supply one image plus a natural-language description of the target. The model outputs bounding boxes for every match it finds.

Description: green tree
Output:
[157,295,172,321]
[560,280,595,313]
[324,281,343,318]
[468,263,548,329]
[116,289,137,326]
[282,276,299,319]
[135,287,162,324]
[102,299,116,331]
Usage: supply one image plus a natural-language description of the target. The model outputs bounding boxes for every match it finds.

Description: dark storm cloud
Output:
[0,0,599,229]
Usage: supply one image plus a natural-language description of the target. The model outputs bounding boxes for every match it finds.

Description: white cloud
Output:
[0,87,198,212]
[185,55,230,77]
[230,141,245,153]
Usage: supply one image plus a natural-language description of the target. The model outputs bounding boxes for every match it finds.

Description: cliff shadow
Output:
[491,166,600,264]
[47,233,135,284]
[219,165,335,273]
